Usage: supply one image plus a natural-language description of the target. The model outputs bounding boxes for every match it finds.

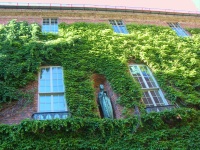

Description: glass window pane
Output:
[142,92,154,107]
[139,66,157,88]
[40,103,51,112]
[52,25,58,33]
[130,66,140,75]
[43,19,49,25]
[40,68,49,79]
[109,20,116,25]
[150,91,165,106]
[40,95,50,103]
[120,26,128,34]
[51,18,58,24]
[112,25,120,33]
[58,86,64,92]
[39,67,66,113]
[116,20,123,25]
[42,25,51,32]
[53,94,66,111]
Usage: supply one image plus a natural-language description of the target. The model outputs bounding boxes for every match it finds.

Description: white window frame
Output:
[109,20,129,34]
[129,64,169,108]
[168,22,190,37]
[42,18,58,33]
[38,66,67,112]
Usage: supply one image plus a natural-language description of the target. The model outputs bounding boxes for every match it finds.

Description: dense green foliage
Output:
[187,27,200,35]
[0,20,200,149]
[1,108,200,149]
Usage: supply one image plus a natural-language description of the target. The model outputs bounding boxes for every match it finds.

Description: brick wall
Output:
[92,74,123,119]
[0,9,200,28]
[0,81,38,124]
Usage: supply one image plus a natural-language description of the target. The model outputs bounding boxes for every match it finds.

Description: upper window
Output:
[109,20,128,34]
[168,23,190,37]
[38,66,67,113]
[42,18,58,33]
[129,65,171,112]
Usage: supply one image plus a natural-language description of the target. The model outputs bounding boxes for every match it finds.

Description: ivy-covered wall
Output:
[0,20,200,149]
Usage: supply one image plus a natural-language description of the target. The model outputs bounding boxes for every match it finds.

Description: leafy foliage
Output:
[0,20,200,149]
[0,109,200,149]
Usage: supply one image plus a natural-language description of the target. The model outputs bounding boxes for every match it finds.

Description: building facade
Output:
[0,1,200,124]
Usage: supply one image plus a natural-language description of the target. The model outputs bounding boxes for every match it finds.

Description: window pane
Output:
[52,67,64,92]
[39,68,51,92]
[43,19,49,25]
[116,20,123,25]
[53,94,66,111]
[40,95,50,103]
[42,25,51,32]
[109,20,116,25]
[139,66,157,88]
[38,67,66,113]
[40,68,50,79]
[142,92,154,107]
[112,25,120,33]
[150,91,165,106]
[50,25,58,33]
[120,26,128,34]
[130,66,140,75]
[39,95,51,112]
[130,66,147,88]
[51,18,58,24]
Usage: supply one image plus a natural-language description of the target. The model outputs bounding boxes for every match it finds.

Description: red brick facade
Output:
[0,81,38,124]
[0,9,200,28]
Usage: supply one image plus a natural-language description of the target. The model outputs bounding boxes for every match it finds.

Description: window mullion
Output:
[146,67,159,88]
[50,67,53,112]
[51,94,53,112]
[115,20,120,33]
[50,67,53,92]
[146,67,168,104]
[138,66,149,89]
[148,91,157,106]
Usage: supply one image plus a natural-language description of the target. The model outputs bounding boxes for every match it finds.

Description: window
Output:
[109,20,128,34]
[129,65,170,112]
[168,23,190,37]
[42,18,58,33]
[38,66,67,113]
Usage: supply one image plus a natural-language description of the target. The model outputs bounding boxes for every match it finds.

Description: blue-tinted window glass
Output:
[39,67,66,113]
[112,25,120,33]
[42,25,50,32]
[120,26,129,34]
[53,94,66,111]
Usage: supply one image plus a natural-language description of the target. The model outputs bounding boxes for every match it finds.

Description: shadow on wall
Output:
[92,74,123,119]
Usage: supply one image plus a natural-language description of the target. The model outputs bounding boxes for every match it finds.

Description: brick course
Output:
[0,9,200,28]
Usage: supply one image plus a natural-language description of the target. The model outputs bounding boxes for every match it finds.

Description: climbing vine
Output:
[0,20,200,149]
